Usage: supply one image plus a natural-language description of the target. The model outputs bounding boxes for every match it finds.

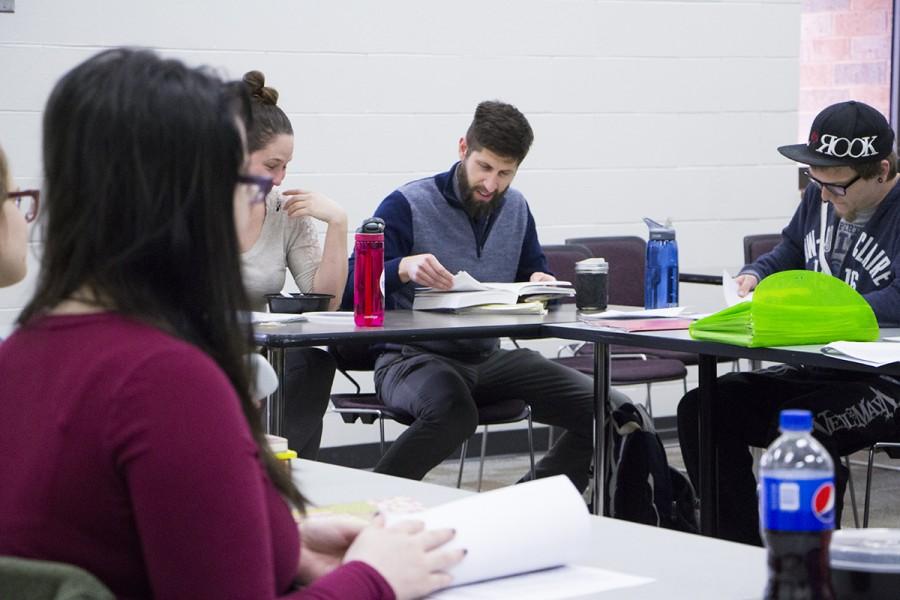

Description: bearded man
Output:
[342,100,627,488]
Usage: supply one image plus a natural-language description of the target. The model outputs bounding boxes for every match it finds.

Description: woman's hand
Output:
[343,516,465,600]
[281,190,347,226]
[297,516,368,583]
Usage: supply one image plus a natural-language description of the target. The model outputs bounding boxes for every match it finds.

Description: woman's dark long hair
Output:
[21,48,304,508]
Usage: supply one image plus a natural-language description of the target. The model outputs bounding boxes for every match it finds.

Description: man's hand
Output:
[529,272,556,282]
[735,274,759,297]
[399,254,455,290]
[297,516,368,583]
[281,190,347,226]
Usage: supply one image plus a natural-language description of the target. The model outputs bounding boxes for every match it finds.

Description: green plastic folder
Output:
[689,270,879,347]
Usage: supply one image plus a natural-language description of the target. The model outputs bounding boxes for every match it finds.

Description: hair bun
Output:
[242,70,279,106]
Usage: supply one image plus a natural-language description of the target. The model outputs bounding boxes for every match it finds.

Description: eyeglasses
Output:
[6,190,40,223]
[803,170,861,197]
[237,174,274,206]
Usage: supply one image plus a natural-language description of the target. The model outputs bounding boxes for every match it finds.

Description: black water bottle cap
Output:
[643,217,676,241]
[358,217,385,234]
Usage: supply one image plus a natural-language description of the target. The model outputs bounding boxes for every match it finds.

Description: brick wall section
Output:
[799,0,893,140]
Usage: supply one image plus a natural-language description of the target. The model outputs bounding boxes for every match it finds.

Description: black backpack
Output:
[605,401,699,533]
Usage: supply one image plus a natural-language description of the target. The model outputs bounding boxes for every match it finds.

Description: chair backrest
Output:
[743,233,781,264]
[541,244,592,304]
[565,236,646,306]
[0,556,114,600]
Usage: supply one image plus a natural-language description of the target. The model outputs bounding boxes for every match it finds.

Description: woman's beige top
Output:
[241,189,322,311]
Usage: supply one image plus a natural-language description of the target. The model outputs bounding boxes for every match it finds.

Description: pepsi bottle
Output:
[759,410,835,600]
[643,217,678,309]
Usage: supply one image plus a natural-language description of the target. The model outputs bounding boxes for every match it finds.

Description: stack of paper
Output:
[821,340,900,366]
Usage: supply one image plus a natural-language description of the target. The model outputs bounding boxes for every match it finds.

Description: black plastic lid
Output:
[358,217,385,234]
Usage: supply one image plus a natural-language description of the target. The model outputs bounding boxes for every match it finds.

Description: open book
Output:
[413,271,574,311]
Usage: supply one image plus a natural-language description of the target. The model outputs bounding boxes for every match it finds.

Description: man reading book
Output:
[677,101,900,546]
[342,100,631,490]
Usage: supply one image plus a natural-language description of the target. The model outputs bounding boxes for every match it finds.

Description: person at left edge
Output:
[342,100,632,491]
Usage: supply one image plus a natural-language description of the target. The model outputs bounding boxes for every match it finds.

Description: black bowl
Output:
[266,293,333,314]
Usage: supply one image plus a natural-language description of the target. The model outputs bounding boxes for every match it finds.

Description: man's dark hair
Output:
[465,100,534,164]
[851,151,898,180]
[27,48,304,509]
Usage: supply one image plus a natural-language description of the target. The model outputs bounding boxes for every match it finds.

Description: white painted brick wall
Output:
[0,0,802,446]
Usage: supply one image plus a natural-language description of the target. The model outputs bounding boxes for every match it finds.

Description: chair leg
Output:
[526,408,535,482]
[378,416,386,457]
[477,426,489,492]
[845,456,859,528]
[457,439,469,489]
[864,445,877,528]
[682,376,688,395]
[644,383,653,418]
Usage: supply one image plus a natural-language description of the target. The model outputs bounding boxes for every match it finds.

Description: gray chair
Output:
[0,556,113,600]
[328,344,535,491]
[544,241,689,416]
[743,233,782,265]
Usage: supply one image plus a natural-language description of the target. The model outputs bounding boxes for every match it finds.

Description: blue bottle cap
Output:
[779,409,813,431]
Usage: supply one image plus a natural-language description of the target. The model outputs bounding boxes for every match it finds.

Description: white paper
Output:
[384,476,589,587]
[722,270,753,306]
[248,311,307,324]
[301,311,356,324]
[821,341,900,366]
[580,306,689,319]
[430,565,652,599]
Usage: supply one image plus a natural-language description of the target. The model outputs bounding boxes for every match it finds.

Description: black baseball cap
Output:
[778,101,895,167]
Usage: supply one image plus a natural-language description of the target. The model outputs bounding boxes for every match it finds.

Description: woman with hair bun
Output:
[239,70,346,459]
[0,48,462,600]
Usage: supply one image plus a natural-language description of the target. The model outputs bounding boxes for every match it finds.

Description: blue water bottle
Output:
[643,217,678,309]
[759,410,835,600]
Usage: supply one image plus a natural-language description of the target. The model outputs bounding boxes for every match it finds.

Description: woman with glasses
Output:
[0,48,461,600]
[0,145,31,289]
[238,70,348,460]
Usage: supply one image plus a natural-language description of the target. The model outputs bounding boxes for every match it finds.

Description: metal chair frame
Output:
[331,369,535,491]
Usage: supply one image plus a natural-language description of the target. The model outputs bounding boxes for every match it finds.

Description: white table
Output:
[293,460,767,599]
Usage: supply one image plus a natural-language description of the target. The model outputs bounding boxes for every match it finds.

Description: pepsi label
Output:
[761,475,835,531]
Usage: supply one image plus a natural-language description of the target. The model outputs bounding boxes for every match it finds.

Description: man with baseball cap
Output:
[677,101,900,545]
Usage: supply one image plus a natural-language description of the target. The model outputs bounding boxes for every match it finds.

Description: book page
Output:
[384,476,589,587]
[455,302,548,315]
[450,271,492,292]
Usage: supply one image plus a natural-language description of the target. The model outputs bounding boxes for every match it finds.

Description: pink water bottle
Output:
[353,217,385,327]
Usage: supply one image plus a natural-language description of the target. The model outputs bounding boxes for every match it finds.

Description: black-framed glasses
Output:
[237,174,274,206]
[803,170,861,197]
[6,189,40,223]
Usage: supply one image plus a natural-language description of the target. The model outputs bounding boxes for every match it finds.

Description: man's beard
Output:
[458,162,505,220]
